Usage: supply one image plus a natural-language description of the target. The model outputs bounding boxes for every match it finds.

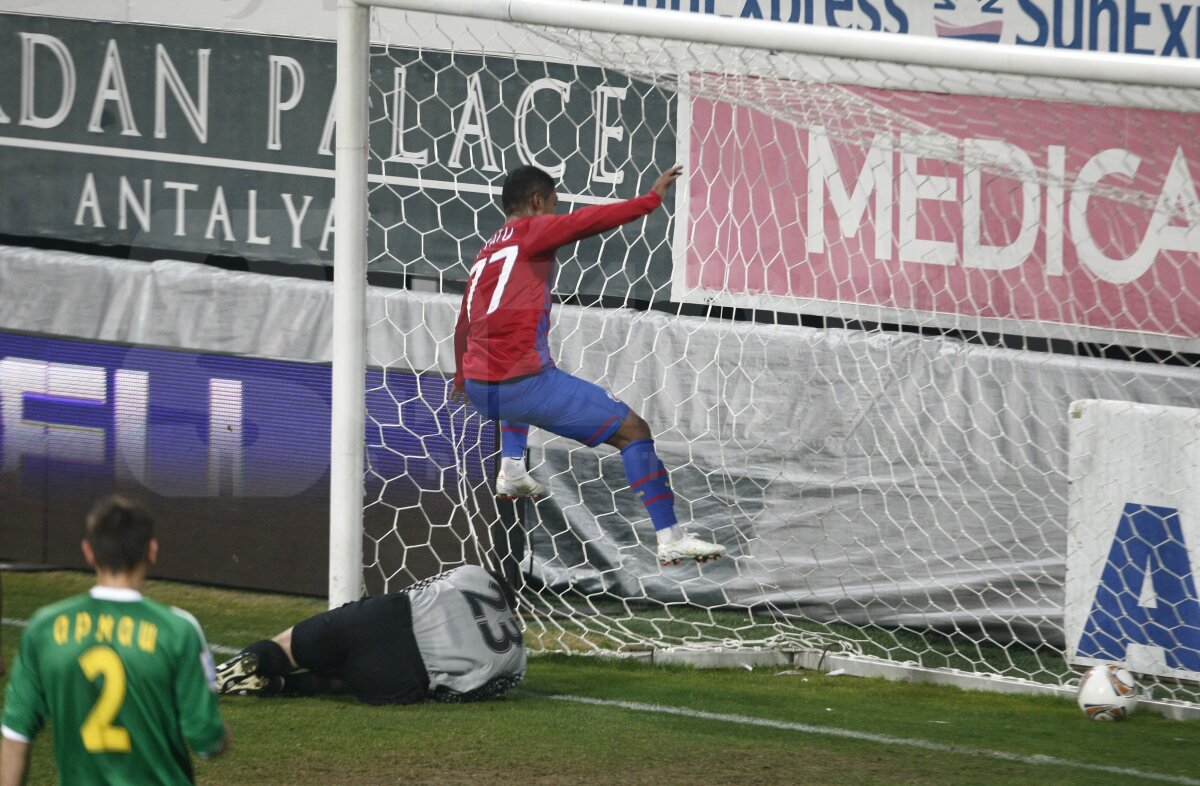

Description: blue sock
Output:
[500,421,529,459]
[620,439,677,531]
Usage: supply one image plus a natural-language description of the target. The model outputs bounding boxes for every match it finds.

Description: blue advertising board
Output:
[0,331,497,594]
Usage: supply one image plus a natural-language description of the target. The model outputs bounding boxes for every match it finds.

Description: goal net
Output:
[335,0,1200,708]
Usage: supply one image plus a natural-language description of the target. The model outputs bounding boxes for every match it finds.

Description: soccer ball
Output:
[1077,664,1139,721]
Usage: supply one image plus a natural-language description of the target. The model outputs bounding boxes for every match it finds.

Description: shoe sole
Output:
[496,494,543,501]
[216,653,259,693]
[223,676,270,696]
[660,554,723,566]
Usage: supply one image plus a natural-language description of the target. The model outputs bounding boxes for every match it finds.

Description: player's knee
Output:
[611,412,651,447]
[628,413,651,440]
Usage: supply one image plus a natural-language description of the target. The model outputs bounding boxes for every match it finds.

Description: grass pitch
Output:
[2,571,1197,786]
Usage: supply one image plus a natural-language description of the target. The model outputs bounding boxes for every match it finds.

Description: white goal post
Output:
[330,0,371,608]
[333,0,1200,714]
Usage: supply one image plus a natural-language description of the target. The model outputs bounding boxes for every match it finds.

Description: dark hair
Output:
[501,166,555,214]
[85,495,155,572]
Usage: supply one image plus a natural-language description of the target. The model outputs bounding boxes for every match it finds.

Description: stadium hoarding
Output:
[2,6,1196,346]
[0,329,496,595]
[0,13,339,267]
[0,13,673,300]
[621,0,1200,57]
[13,0,1200,59]
[1065,399,1200,683]
[675,78,1200,353]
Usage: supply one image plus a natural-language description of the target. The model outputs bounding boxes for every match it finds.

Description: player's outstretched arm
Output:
[528,165,682,253]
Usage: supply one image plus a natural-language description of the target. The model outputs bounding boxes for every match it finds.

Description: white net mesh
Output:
[353,4,1200,705]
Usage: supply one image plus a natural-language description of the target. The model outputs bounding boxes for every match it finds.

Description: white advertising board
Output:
[1065,399,1200,681]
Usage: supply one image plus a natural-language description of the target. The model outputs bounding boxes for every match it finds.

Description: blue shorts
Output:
[465,368,630,447]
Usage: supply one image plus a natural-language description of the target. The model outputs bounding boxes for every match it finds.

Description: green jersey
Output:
[1,587,225,786]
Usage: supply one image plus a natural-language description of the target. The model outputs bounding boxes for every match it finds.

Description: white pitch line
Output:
[542,693,1200,786]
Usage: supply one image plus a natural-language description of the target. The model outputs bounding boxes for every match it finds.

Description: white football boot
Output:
[215,652,269,695]
[656,527,726,565]
[495,471,546,500]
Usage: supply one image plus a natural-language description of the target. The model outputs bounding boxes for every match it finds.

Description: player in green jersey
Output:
[0,495,229,786]
[1,574,7,677]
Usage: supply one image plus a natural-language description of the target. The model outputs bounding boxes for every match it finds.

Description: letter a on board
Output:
[1077,503,1200,671]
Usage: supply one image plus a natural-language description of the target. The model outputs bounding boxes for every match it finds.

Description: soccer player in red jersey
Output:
[452,164,724,565]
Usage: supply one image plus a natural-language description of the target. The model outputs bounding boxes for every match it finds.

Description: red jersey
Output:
[453,191,663,385]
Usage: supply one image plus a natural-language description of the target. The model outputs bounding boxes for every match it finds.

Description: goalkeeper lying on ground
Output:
[215,565,525,704]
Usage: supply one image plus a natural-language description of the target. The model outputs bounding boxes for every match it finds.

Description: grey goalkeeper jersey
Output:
[406,565,526,700]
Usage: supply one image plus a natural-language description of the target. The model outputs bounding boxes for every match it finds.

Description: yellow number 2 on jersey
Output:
[77,646,132,753]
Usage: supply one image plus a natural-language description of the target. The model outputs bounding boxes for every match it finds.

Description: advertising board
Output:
[0,330,495,593]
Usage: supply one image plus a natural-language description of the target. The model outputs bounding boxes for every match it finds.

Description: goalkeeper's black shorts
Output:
[290,592,428,705]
